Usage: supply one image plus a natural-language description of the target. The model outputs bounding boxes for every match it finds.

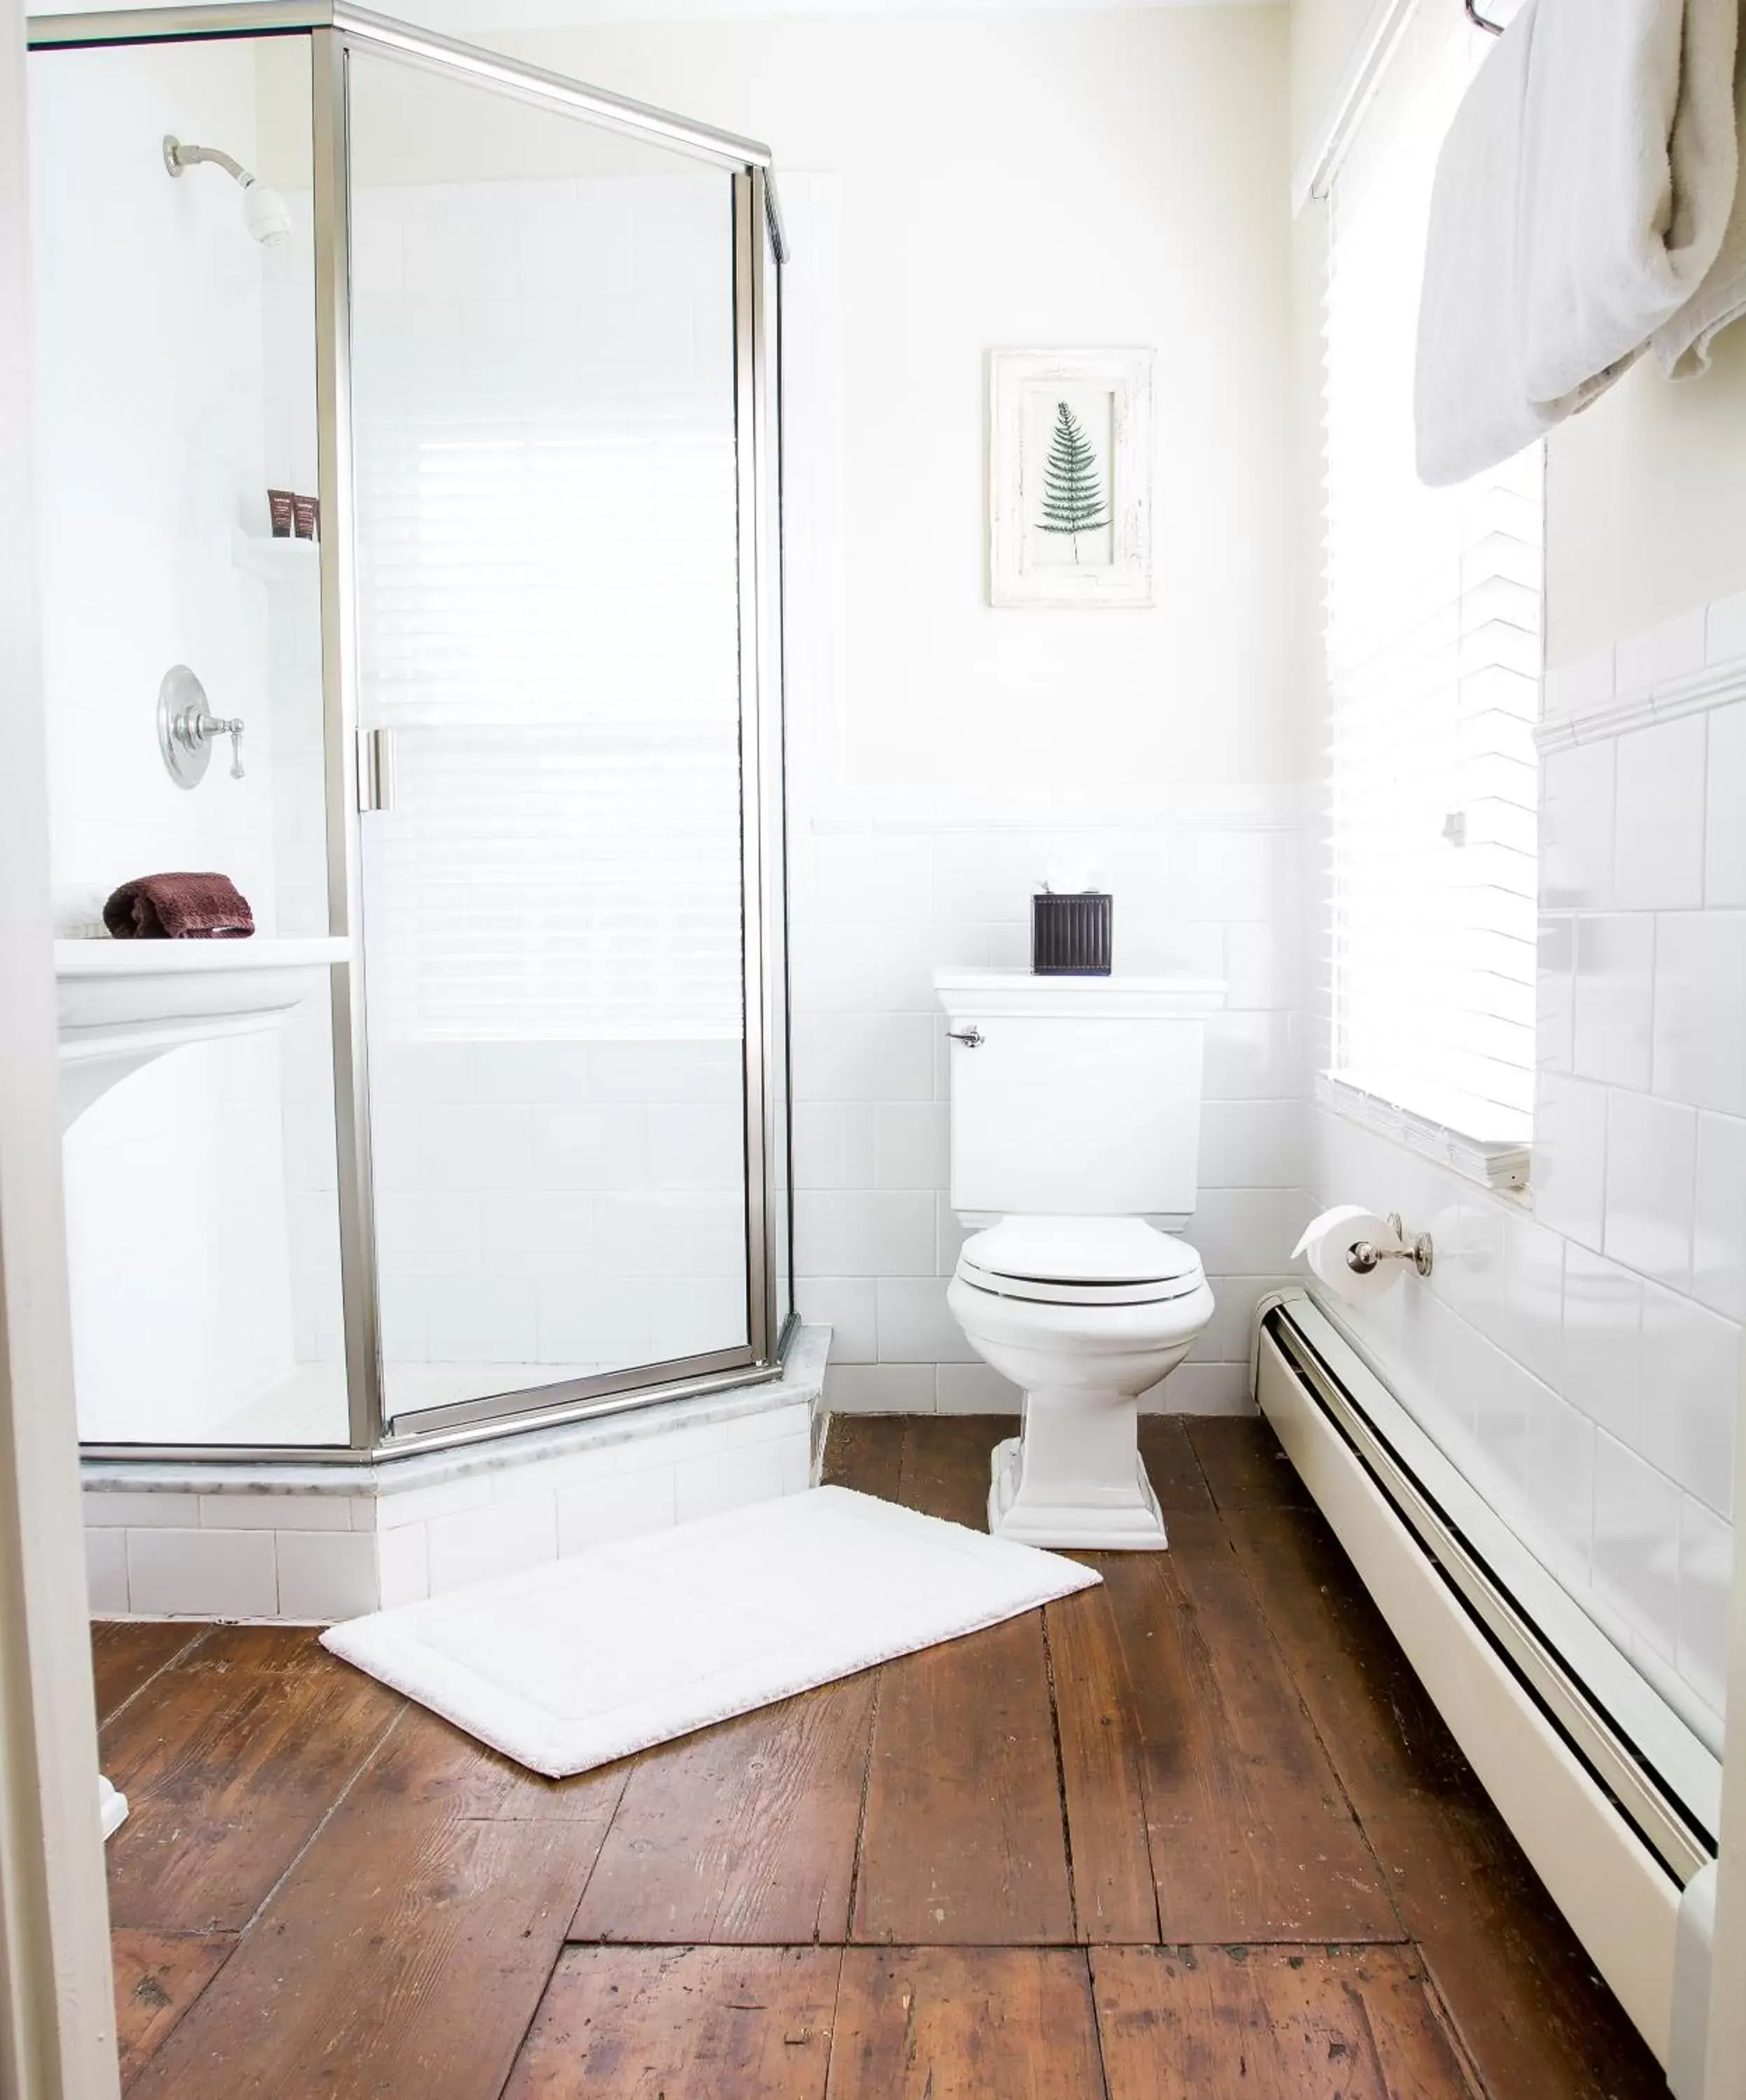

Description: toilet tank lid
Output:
[933,968,1225,1018]
[963,1216,1203,1287]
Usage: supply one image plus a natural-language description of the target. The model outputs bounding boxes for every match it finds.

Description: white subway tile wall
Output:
[791,812,1306,1416]
[369,1039,749,1388]
[1705,701,1746,905]
[125,1529,280,1621]
[276,1532,379,1622]
[81,1396,816,1618]
[83,1530,128,1618]
[1311,640,1746,1740]
[35,52,347,1448]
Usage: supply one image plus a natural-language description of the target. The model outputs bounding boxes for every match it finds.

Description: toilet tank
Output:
[934,969,1227,1217]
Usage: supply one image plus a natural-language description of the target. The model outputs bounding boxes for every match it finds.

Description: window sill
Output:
[1316,1072,1532,1194]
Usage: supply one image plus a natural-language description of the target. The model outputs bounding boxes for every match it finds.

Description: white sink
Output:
[55,936,350,1129]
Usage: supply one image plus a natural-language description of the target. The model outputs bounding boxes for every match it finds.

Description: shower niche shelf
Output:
[55,935,349,1129]
[231,527,318,580]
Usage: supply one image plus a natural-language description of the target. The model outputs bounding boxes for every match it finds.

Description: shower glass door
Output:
[344,52,751,1432]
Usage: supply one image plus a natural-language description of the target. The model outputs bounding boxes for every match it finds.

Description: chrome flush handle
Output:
[948,1027,984,1049]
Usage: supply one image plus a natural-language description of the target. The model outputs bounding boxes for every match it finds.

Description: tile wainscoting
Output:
[83,1328,827,1623]
[365,1037,750,1377]
[785,797,1310,1420]
[1308,596,1746,1742]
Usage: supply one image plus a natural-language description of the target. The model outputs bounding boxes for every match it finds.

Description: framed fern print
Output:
[988,348,1154,608]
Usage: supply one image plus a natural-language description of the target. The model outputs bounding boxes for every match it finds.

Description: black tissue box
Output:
[1032,892,1112,975]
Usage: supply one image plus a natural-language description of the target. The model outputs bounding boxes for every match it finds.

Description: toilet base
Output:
[988,1432,1169,1552]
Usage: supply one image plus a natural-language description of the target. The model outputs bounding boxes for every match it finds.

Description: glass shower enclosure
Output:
[29,5,792,1459]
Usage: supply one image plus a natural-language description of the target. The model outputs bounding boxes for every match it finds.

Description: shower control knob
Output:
[155,665,246,789]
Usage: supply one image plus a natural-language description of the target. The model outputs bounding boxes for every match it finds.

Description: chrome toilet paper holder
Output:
[1347,1214,1434,1278]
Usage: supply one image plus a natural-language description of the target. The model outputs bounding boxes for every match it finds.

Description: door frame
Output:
[0,4,123,2090]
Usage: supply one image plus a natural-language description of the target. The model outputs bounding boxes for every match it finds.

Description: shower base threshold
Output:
[207,1360,603,1447]
[81,1326,829,1625]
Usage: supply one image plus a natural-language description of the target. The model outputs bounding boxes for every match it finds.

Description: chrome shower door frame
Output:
[35,4,795,1464]
[319,26,794,1451]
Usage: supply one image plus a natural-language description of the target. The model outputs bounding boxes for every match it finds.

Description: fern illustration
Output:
[1036,400,1110,561]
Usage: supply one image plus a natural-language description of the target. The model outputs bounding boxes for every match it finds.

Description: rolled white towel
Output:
[1416,0,1742,488]
[1518,0,1740,400]
[1655,15,1746,377]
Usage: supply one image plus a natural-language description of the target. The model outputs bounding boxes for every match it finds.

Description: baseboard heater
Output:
[1255,1292,1721,2087]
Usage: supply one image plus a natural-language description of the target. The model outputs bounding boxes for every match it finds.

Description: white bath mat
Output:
[321,1486,1101,1778]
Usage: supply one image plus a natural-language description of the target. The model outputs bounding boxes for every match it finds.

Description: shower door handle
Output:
[357,727,396,813]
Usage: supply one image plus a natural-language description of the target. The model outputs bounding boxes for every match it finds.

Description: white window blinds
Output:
[1322,4,1543,1149]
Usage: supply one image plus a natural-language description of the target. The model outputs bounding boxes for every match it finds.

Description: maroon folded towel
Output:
[103,874,255,940]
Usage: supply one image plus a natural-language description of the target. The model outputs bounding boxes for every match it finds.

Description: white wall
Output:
[456,8,1302,1413]
[38,10,1300,1436]
[368,1037,750,1394]
[1291,0,1744,1736]
[1546,327,1746,673]
[1288,0,1375,169]
[1308,601,1746,1740]
[496,8,1298,795]
[31,42,278,932]
[32,40,344,1443]
[790,806,1306,1414]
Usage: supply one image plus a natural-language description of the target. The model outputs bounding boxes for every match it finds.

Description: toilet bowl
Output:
[935,967,1227,1552]
[949,1214,1213,1549]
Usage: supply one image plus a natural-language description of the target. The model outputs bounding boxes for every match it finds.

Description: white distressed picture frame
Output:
[989,347,1154,608]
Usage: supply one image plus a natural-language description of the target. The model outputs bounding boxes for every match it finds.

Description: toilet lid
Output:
[958,1217,1206,1306]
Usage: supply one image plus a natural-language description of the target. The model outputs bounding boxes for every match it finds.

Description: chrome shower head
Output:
[163,134,291,246]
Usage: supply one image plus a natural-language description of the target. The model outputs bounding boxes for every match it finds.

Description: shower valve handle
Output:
[174,706,246,780]
[193,710,245,780]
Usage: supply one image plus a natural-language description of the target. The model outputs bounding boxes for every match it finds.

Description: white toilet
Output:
[935,967,1225,1550]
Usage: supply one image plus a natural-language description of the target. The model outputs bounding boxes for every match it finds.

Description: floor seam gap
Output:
[227,1695,410,1942]
[1215,1510,1406,1935]
[557,1763,637,1932]
[1038,1605,1083,1942]
[842,1662,884,1938]
[97,1623,214,1735]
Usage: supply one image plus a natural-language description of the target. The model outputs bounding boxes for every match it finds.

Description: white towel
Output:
[1518,0,1740,396]
[1416,5,1626,484]
[1416,0,1742,488]
[1655,14,1746,374]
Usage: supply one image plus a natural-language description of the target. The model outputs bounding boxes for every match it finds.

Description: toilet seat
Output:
[958,1215,1206,1307]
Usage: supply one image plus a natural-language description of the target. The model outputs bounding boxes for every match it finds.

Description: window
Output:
[1321,3,1543,1168]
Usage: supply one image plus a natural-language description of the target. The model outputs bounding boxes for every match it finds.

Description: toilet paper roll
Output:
[1292,1205,1400,1303]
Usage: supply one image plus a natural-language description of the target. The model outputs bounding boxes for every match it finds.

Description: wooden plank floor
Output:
[94,1415,1670,2099]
